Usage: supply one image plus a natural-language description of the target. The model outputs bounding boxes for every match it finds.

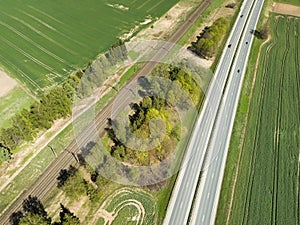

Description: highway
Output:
[0,1,212,224]
[163,0,259,224]
[190,0,265,224]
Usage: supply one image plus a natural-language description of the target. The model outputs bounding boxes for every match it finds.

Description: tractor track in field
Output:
[271,18,290,225]
[0,15,68,65]
[227,15,299,225]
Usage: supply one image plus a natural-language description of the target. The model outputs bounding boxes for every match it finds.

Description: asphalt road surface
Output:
[163,0,262,224]
[0,1,211,224]
[190,0,265,224]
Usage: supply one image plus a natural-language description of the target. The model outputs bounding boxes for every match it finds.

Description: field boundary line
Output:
[225,34,272,225]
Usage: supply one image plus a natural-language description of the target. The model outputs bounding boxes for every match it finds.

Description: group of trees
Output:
[106,64,202,166]
[189,17,229,58]
[0,40,127,162]
[10,196,80,225]
[0,72,80,153]
[57,164,110,204]
[77,39,127,98]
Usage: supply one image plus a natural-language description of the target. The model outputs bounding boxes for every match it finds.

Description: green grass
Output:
[0,0,179,94]
[0,87,34,128]
[276,0,300,6]
[95,64,140,112]
[0,121,75,213]
[0,62,141,215]
[154,175,177,225]
[92,188,157,225]
[216,14,300,225]
[177,0,230,47]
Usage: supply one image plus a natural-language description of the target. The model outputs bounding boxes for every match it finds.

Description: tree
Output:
[58,204,80,225]
[112,145,126,160]
[22,196,48,219]
[0,145,12,162]
[10,211,24,225]
[190,17,229,58]
[57,166,77,188]
[259,24,270,39]
[61,172,87,199]
[19,213,50,225]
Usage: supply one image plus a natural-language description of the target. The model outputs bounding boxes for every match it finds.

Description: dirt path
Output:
[273,3,300,17]
[225,35,272,225]
[0,117,71,193]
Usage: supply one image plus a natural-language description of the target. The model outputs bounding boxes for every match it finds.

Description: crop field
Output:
[225,15,300,225]
[0,0,179,94]
[93,188,157,225]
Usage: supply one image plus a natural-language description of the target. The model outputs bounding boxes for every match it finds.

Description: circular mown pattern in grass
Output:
[93,187,157,225]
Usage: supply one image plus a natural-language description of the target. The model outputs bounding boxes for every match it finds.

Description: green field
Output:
[94,188,157,225]
[0,87,34,129]
[219,15,300,225]
[0,0,179,94]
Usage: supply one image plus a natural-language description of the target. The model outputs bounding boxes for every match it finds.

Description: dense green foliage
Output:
[223,15,300,225]
[0,72,80,152]
[189,17,229,58]
[0,145,12,162]
[19,213,50,225]
[10,196,51,225]
[55,204,81,225]
[0,41,127,156]
[57,165,110,203]
[0,0,179,93]
[10,196,81,225]
[106,64,202,166]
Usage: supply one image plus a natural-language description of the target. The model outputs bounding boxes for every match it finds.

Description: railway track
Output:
[0,1,211,224]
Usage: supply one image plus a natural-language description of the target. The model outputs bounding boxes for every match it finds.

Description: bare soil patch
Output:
[0,70,17,97]
[273,3,300,17]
